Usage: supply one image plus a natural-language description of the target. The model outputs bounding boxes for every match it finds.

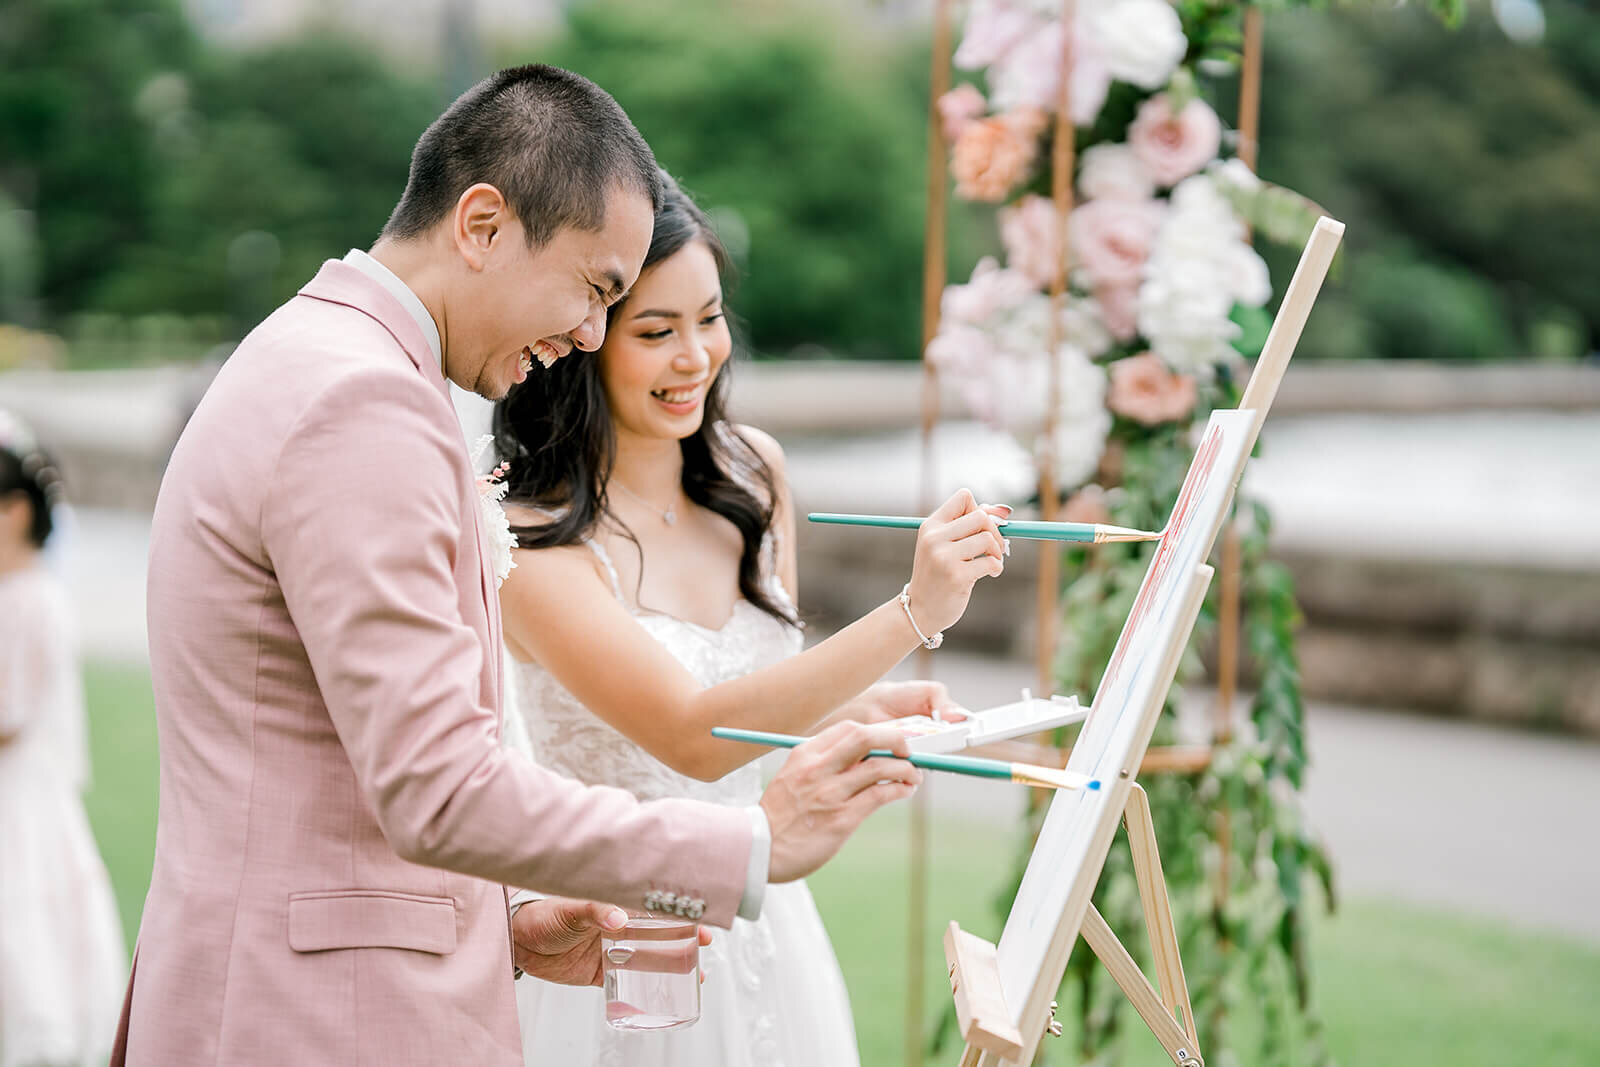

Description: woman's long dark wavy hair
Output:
[492,172,797,626]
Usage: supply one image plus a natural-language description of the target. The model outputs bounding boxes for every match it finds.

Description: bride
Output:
[491,172,1007,1065]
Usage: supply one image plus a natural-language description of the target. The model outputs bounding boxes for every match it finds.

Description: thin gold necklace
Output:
[611,480,678,526]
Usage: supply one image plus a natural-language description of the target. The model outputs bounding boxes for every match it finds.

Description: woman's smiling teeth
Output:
[651,383,703,406]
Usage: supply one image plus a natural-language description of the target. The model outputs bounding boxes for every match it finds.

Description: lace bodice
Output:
[502,530,862,1067]
[502,538,803,806]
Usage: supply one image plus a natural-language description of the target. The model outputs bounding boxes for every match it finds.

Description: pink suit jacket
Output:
[114,261,753,1066]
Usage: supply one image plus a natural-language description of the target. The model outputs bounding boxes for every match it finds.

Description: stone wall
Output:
[5,359,1597,733]
[792,524,1600,735]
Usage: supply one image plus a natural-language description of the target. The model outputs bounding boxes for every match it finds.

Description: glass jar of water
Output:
[601,916,701,1031]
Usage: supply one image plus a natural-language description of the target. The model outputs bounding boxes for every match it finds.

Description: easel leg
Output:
[1081,906,1203,1067]
[1124,784,1200,1048]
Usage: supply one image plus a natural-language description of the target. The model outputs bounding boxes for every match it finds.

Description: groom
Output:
[114,65,927,1066]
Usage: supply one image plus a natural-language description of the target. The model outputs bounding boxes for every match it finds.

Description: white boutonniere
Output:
[470,435,517,588]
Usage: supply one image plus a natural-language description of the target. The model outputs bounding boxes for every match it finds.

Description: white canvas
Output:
[995,408,1258,1018]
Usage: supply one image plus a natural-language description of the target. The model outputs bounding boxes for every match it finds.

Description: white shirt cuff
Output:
[737,805,770,921]
[507,888,541,917]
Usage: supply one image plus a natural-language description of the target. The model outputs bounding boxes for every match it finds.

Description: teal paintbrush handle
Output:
[711,726,1014,781]
[806,513,925,532]
[807,512,1100,543]
[881,749,1014,781]
[712,726,810,748]
[983,519,1094,543]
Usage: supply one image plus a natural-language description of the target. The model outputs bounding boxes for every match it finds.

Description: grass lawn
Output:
[84,662,1600,1065]
[83,662,161,950]
[808,804,1600,1066]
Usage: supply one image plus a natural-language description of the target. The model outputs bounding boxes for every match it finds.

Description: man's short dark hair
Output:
[382,65,662,246]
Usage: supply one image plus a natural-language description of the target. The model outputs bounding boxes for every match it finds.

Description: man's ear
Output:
[452,183,509,271]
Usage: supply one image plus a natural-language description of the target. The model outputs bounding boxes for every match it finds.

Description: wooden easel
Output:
[944,554,1213,1067]
[954,696,1211,1065]
[941,218,1345,1067]
[945,780,1202,1067]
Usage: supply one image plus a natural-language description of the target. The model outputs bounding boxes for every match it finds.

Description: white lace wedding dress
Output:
[501,538,861,1067]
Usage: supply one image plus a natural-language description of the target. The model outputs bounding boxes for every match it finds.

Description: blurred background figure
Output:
[0,410,125,1067]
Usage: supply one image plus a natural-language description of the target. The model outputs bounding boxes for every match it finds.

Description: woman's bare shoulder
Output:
[729,423,786,471]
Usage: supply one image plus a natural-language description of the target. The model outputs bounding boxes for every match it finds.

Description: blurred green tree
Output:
[1252,0,1600,360]
[522,0,951,360]
[0,0,198,320]
[8,0,1596,365]
[99,37,436,330]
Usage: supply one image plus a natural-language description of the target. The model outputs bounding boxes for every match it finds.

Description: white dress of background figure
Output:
[501,536,861,1067]
[0,564,126,1067]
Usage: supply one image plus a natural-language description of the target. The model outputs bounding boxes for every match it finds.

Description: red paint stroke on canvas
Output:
[1093,424,1224,706]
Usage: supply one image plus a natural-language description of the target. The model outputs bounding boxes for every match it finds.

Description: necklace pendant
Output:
[663,509,677,526]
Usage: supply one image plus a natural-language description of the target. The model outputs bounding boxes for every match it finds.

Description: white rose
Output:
[1059,294,1115,359]
[1224,243,1272,308]
[1078,143,1157,202]
[1038,345,1112,490]
[1209,157,1262,195]
[1093,0,1187,91]
[1135,171,1269,377]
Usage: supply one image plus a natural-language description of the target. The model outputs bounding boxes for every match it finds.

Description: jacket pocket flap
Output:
[288,890,457,955]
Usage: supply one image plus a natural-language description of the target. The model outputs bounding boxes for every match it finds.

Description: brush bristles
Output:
[1013,764,1100,792]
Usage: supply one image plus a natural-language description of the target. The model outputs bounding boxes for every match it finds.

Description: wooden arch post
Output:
[908,2,955,1064]
[1212,2,1266,918]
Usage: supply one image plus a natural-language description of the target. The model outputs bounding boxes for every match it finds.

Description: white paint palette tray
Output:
[896,691,1087,754]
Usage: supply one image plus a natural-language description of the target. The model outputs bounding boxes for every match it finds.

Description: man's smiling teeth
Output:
[652,385,701,404]
[524,342,559,370]
[518,349,533,375]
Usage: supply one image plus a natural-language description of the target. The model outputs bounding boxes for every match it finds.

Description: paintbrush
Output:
[807,512,1161,544]
[710,727,1101,792]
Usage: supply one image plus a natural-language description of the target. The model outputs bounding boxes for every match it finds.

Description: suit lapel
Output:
[297,260,450,404]
[467,489,504,724]
[300,258,502,725]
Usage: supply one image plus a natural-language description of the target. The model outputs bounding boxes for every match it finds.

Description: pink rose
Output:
[1105,351,1198,425]
[999,194,1061,290]
[1094,283,1141,342]
[1128,94,1224,188]
[937,84,989,145]
[1061,483,1112,525]
[1070,198,1166,289]
[951,109,1047,202]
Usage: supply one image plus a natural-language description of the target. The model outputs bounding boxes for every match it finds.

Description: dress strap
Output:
[582,538,626,603]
